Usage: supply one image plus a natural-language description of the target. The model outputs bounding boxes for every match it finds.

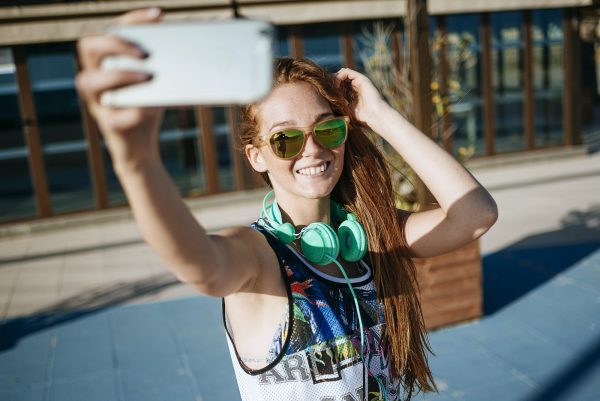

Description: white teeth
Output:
[298,162,327,176]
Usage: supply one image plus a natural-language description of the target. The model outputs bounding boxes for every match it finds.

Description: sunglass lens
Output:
[315,118,347,149]
[270,129,304,159]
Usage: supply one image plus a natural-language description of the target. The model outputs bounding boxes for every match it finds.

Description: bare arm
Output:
[76,9,268,296]
[337,68,498,258]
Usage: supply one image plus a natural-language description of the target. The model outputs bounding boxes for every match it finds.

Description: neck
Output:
[272,191,331,227]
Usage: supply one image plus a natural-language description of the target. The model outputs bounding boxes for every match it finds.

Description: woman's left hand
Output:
[336,68,390,127]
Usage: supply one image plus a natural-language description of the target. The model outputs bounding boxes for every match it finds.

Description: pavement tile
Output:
[506,290,600,355]
[110,303,182,370]
[118,367,197,401]
[0,324,54,393]
[0,238,30,262]
[456,374,537,401]
[416,392,461,401]
[18,257,62,273]
[187,355,239,401]
[0,385,46,401]
[48,371,118,401]
[518,337,600,401]
[0,265,22,289]
[62,255,103,270]
[51,311,113,381]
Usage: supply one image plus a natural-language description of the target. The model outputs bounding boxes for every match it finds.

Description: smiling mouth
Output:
[296,161,330,176]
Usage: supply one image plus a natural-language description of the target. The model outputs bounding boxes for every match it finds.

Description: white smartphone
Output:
[100,19,274,107]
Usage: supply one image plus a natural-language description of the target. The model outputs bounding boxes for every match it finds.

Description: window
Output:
[532,9,564,147]
[491,11,526,153]
[26,43,94,213]
[0,48,36,222]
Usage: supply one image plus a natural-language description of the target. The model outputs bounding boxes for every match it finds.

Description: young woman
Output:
[76,8,498,401]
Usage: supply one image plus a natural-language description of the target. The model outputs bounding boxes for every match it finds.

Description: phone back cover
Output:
[101,20,274,107]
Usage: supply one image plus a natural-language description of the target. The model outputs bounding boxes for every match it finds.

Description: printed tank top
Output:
[222,223,402,401]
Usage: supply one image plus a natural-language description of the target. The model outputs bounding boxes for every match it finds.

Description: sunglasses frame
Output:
[253,116,350,160]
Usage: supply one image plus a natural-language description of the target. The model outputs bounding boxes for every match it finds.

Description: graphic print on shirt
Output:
[223,223,402,401]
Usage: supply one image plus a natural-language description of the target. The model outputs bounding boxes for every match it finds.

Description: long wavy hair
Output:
[240,57,436,399]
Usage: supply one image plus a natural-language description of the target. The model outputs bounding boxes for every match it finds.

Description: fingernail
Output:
[146,7,161,17]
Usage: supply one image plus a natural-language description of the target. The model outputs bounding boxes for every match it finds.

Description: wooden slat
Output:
[341,21,355,69]
[0,9,234,46]
[289,25,304,58]
[523,10,535,150]
[197,107,219,194]
[419,276,481,299]
[421,289,481,312]
[481,13,495,156]
[80,103,109,209]
[239,1,405,25]
[13,46,52,217]
[418,265,480,287]
[414,239,480,267]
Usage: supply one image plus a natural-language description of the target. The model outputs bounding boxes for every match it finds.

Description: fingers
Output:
[76,69,152,105]
[115,7,163,25]
[336,67,358,80]
[78,7,163,69]
[96,107,160,134]
[76,7,162,111]
[78,35,147,69]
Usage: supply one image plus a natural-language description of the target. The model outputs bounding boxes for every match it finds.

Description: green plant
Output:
[358,22,478,209]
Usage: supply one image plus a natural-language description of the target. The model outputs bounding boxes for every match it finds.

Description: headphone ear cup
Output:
[276,222,295,244]
[338,220,368,262]
[300,223,339,265]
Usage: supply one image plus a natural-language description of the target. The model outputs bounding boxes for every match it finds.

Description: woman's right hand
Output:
[76,8,165,174]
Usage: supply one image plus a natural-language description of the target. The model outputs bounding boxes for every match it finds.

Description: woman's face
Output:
[248,81,345,201]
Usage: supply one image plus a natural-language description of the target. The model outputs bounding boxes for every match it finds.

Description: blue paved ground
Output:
[1,245,599,401]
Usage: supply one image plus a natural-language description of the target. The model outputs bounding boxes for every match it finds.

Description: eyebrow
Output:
[268,111,335,133]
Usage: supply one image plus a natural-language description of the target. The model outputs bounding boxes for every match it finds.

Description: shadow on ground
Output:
[0,273,180,351]
[483,204,600,315]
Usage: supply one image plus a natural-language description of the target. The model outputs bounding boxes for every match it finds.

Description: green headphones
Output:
[260,191,368,265]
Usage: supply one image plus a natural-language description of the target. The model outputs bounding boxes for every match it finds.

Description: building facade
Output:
[0,0,597,223]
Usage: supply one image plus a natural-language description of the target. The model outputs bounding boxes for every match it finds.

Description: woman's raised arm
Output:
[337,68,498,258]
[76,8,270,296]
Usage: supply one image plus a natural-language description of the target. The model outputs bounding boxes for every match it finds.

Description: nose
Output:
[301,132,325,156]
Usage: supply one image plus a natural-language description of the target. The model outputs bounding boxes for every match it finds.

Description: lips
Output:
[296,161,330,176]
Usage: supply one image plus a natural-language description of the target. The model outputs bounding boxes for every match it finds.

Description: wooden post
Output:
[197,107,219,194]
[341,22,356,69]
[481,13,496,156]
[289,26,304,58]
[80,104,109,209]
[13,46,52,217]
[407,0,436,209]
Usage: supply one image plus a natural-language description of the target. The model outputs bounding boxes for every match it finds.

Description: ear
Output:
[245,144,268,173]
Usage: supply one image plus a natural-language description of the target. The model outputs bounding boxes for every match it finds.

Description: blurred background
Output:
[0,1,599,401]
